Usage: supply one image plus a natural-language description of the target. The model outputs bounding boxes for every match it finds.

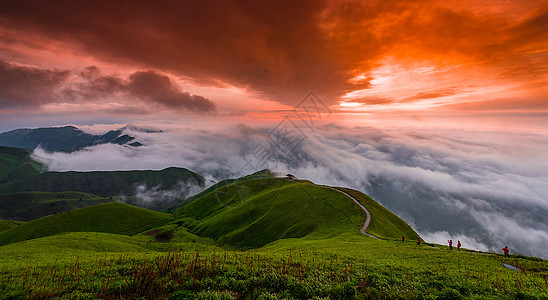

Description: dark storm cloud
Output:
[4,1,546,104]
[0,62,216,113]
[0,60,69,107]
[126,71,216,113]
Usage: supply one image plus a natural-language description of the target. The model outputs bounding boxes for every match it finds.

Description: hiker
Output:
[502,246,510,258]
[417,238,421,245]
[457,241,461,251]
[401,236,405,243]
[448,239,453,250]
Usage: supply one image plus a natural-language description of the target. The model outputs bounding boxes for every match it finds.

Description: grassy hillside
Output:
[335,187,421,240]
[177,178,417,249]
[0,146,43,183]
[0,176,546,299]
[0,166,204,197]
[0,191,111,221]
[0,220,24,232]
[0,202,172,246]
[180,169,276,206]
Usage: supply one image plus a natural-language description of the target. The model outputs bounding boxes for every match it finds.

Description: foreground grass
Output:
[1,231,546,300]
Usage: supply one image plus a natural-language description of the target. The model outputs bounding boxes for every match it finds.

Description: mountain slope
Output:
[0,146,205,214]
[0,191,110,221]
[0,220,24,232]
[0,202,172,246]
[0,125,136,152]
[179,169,276,207]
[0,166,204,196]
[177,177,420,248]
[0,146,43,183]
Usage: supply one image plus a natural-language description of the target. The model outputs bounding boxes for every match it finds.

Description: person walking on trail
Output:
[457,241,461,251]
[402,236,405,243]
[448,240,453,250]
[502,246,510,258]
[417,238,421,245]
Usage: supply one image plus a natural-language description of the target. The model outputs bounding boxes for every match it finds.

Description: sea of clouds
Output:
[31,124,548,258]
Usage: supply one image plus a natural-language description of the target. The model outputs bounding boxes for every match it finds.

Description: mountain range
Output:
[0,125,152,152]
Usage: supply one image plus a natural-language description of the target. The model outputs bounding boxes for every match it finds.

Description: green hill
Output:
[0,174,546,300]
[179,169,276,207]
[0,202,172,246]
[0,220,24,232]
[176,177,419,248]
[335,187,420,240]
[0,191,111,221]
[0,146,43,183]
[0,166,204,197]
[0,145,204,196]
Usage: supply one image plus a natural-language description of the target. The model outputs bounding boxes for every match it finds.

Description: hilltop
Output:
[175,177,419,248]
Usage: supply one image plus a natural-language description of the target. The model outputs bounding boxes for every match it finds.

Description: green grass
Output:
[0,191,111,221]
[335,187,421,240]
[179,169,276,207]
[0,176,546,299]
[0,202,173,246]
[0,233,546,299]
[177,178,417,249]
[0,146,205,213]
[0,220,24,232]
[0,166,204,198]
[0,146,43,183]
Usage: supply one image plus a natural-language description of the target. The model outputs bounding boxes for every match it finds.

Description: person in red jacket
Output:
[417,238,421,245]
[502,246,510,257]
[457,241,461,251]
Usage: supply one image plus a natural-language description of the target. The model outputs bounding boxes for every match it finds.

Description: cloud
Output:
[0,62,216,114]
[3,1,546,106]
[126,71,216,113]
[118,181,205,211]
[31,123,548,258]
[0,60,69,107]
[405,86,469,101]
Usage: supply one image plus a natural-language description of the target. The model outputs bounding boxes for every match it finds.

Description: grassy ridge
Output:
[0,220,24,232]
[0,167,204,197]
[0,176,546,299]
[178,178,416,249]
[336,187,421,240]
[0,191,110,221]
[0,146,43,183]
[0,203,172,246]
[179,169,276,207]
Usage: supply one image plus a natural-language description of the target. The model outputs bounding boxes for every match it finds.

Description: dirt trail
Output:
[330,188,379,239]
[285,178,378,239]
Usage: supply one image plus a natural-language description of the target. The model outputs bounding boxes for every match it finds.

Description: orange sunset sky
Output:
[0,0,547,132]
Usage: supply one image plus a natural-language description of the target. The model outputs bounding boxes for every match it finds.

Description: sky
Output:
[0,0,547,131]
[1,1,548,257]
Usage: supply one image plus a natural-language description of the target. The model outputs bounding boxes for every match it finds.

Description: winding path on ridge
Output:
[286,178,378,239]
[329,187,379,239]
